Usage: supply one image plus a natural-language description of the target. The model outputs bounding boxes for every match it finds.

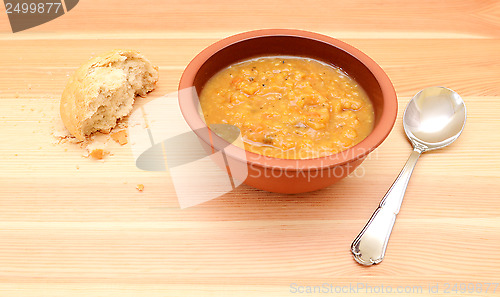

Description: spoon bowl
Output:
[351,86,466,265]
[404,87,467,151]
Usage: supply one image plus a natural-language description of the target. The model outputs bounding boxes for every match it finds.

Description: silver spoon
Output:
[351,86,467,266]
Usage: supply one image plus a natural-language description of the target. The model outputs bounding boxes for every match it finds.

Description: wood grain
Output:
[1,1,500,296]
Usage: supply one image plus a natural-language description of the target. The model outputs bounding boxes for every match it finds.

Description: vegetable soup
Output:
[199,56,374,159]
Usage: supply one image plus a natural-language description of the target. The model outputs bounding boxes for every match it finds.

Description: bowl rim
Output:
[179,29,397,171]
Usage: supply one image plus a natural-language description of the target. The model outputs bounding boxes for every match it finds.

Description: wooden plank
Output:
[1,0,500,38]
[1,0,500,296]
[0,39,499,96]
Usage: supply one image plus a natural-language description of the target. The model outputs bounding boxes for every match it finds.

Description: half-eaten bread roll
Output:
[60,49,159,141]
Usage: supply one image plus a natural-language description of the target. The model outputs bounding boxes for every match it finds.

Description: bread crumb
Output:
[110,129,128,145]
[15,93,19,98]
[52,120,78,145]
[136,184,144,191]
[76,165,80,169]
[90,148,105,159]
[85,141,108,159]
[115,118,129,130]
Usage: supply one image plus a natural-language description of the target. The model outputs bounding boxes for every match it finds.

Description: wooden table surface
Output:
[1,1,500,296]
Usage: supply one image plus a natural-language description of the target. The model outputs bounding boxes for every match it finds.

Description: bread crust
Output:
[60,49,158,140]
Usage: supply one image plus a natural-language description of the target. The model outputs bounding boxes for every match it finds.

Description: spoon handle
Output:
[351,147,422,265]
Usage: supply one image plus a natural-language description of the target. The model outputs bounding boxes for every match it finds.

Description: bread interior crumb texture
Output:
[60,50,158,140]
[82,55,157,135]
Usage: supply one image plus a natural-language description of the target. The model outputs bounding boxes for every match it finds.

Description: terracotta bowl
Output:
[179,29,397,193]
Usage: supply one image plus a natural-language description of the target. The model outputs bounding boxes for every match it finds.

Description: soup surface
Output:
[199,56,374,159]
